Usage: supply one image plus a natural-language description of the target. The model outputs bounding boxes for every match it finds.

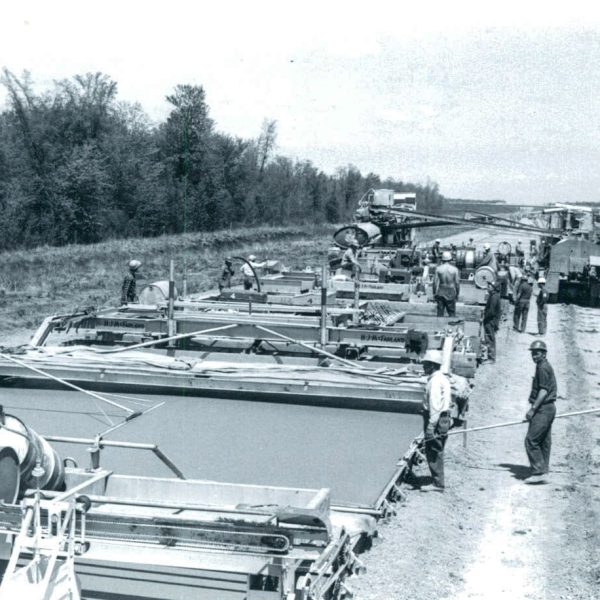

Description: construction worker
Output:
[218,257,235,292]
[121,259,142,304]
[241,255,265,290]
[478,243,498,271]
[420,350,452,492]
[433,251,460,317]
[515,240,525,267]
[482,280,501,363]
[431,239,442,263]
[340,243,361,279]
[524,340,557,482]
[536,277,549,335]
[496,260,511,320]
[513,273,533,332]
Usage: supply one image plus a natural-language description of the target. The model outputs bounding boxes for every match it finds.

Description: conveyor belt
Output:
[0,387,422,509]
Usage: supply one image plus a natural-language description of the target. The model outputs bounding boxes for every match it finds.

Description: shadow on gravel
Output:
[498,463,530,480]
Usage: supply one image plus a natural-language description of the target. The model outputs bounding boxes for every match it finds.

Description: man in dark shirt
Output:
[513,275,533,333]
[482,280,502,362]
[430,240,442,264]
[121,259,142,304]
[536,277,549,335]
[218,258,235,292]
[524,340,557,482]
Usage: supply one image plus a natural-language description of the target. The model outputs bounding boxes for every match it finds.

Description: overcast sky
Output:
[2,1,600,204]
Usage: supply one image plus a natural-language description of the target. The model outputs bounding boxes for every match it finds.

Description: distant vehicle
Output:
[393,192,417,211]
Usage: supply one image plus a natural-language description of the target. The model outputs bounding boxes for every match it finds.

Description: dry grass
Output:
[0,224,336,334]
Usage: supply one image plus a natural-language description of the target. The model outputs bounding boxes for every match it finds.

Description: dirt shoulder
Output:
[352,303,600,600]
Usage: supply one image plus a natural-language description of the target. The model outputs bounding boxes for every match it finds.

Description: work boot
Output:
[524,473,546,485]
[419,484,444,493]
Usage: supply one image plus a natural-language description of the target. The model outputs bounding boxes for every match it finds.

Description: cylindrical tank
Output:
[333,224,382,248]
[138,281,179,305]
[0,412,65,500]
[455,249,476,269]
[0,446,20,504]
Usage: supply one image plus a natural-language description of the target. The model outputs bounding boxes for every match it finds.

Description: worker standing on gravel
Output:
[513,274,533,332]
[121,259,142,304]
[420,350,452,492]
[536,277,549,335]
[482,280,502,363]
[433,251,460,317]
[524,340,557,482]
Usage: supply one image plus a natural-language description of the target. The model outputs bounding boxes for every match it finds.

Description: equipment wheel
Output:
[498,241,512,255]
[474,266,496,289]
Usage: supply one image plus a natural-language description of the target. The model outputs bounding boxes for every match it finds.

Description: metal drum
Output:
[0,446,20,504]
[455,249,476,269]
[333,223,382,248]
[463,249,476,269]
[138,281,179,305]
[474,266,496,289]
[0,413,65,499]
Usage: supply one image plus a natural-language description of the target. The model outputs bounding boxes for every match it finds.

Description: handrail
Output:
[42,435,186,480]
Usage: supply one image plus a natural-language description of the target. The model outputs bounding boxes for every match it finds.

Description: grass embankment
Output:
[0,224,336,337]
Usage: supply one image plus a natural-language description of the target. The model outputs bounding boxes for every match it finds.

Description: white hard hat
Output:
[441,251,452,261]
[435,239,441,243]
[538,277,546,284]
[248,254,257,261]
[128,259,142,270]
[483,243,491,250]
[422,350,443,366]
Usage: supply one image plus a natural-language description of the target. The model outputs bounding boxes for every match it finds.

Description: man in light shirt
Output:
[241,254,266,290]
[340,243,361,279]
[420,350,452,493]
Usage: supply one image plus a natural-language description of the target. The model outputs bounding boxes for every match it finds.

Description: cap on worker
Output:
[435,239,441,243]
[248,254,257,261]
[483,243,491,250]
[538,277,546,284]
[441,251,452,261]
[529,340,547,352]
[128,259,142,271]
[422,350,443,365]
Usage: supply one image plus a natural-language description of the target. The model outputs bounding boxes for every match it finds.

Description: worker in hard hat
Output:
[431,239,442,264]
[513,271,533,332]
[241,255,266,290]
[478,242,498,272]
[420,350,452,492]
[536,277,549,335]
[121,259,142,304]
[433,251,460,317]
[218,257,235,293]
[340,242,362,280]
[524,340,557,483]
[482,280,502,363]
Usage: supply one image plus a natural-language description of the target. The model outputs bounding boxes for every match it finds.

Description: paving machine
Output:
[0,410,362,600]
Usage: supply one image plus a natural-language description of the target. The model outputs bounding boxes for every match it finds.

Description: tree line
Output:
[0,70,445,250]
